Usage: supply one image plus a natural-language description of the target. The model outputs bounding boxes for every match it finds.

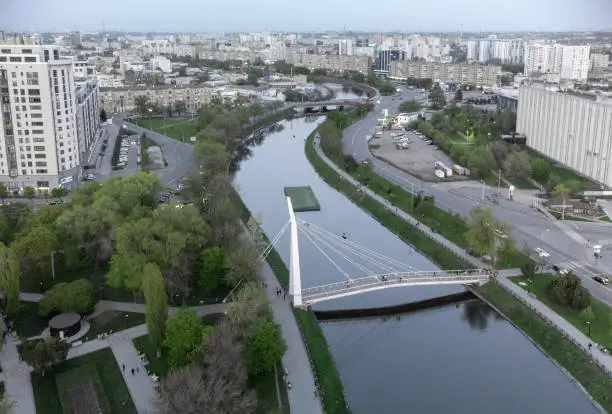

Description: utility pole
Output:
[50,251,56,280]
[562,198,567,221]
[411,182,414,214]
[497,169,501,195]
[481,180,485,201]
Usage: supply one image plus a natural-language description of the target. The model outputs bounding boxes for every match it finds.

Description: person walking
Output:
[131,368,135,375]
[122,364,126,372]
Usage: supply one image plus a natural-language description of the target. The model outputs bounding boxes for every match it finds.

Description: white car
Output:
[495,229,508,239]
[535,248,550,258]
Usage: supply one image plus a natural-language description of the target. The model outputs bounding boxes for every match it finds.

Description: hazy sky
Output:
[2,0,611,33]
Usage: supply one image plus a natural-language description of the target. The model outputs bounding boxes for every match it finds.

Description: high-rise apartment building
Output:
[0,45,90,192]
[467,39,524,64]
[377,50,405,72]
[338,39,355,56]
[524,44,590,81]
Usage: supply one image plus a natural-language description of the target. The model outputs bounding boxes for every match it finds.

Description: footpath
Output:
[312,134,612,375]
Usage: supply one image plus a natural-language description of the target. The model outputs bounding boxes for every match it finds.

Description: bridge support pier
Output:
[286,196,303,308]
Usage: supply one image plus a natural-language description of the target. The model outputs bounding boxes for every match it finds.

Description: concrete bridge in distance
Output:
[288,99,371,109]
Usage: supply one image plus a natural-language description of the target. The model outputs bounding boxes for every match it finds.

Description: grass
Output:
[509,274,612,351]
[251,366,291,414]
[477,281,612,412]
[229,190,350,414]
[549,211,593,222]
[132,335,171,378]
[133,118,198,142]
[140,134,157,171]
[600,216,612,223]
[32,348,136,414]
[55,364,112,414]
[84,311,146,341]
[524,148,601,190]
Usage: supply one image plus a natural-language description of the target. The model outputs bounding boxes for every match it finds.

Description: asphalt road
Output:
[342,87,612,306]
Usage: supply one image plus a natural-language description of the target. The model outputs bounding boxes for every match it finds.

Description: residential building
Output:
[524,44,590,81]
[151,56,172,73]
[288,53,371,73]
[467,39,524,64]
[338,39,355,56]
[0,44,80,192]
[377,50,405,73]
[590,53,610,73]
[99,84,214,114]
[517,86,612,187]
[389,61,501,86]
[74,77,100,165]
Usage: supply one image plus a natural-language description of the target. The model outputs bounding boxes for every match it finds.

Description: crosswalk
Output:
[555,261,587,275]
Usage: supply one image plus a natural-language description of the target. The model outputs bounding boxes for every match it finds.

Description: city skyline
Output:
[2,0,611,33]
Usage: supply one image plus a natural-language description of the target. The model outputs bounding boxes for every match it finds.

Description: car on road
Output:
[535,248,550,258]
[593,275,609,285]
[495,229,508,239]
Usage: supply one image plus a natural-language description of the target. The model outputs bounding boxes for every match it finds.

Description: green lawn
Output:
[56,364,112,414]
[477,281,612,412]
[12,301,48,338]
[32,348,136,414]
[133,118,198,142]
[549,210,593,222]
[600,216,612,223]
[251,366,290,414]
[524,149,601,190]
[132,335,170,378]
[84,311,146,341]
[509,274,612,351]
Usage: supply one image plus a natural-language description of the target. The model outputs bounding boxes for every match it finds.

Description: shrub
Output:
[546,272,591,310]
[38,279,96,316]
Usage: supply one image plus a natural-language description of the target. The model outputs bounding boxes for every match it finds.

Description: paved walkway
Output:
[0,335,36,414]
[260,261,324,414]
[109,333,156,414]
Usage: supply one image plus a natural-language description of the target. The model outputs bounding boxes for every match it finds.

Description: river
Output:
[234,115,599,413]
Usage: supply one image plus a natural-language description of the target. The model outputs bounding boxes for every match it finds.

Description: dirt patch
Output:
[370,130,471,182]
[146,146,165,170]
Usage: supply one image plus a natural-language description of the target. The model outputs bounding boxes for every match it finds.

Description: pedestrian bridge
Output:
[288,99,370,108]
[261,197,493,309]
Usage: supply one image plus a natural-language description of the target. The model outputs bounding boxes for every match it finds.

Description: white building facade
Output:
[524,44,590,81]
[0,44,81,192]
[517,86,612,187]
[75,77,100,165]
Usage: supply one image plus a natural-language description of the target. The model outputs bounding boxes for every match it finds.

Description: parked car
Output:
[593,276,609,285]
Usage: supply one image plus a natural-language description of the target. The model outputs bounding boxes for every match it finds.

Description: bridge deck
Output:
[301,269,491,306]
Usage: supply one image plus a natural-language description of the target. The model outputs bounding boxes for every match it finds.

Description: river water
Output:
[235,115,599,413]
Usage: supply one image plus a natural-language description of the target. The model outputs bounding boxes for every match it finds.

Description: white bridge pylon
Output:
[276,197,491,309]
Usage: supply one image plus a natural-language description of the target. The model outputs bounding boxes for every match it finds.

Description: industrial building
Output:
[517,86,612,187]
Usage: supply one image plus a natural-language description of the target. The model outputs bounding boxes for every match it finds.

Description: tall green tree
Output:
[428,84,447,109]
[199,247,227,296]
[0,243,20,316]
[164,308,205,368]
[23,187,35,207]
[134,95,150,118]
[245,319,286,376]
[12,225,58,291]
[173,100,186,116]
[142,263,168,354]
[38,279,95,316]
[21,337,70,376]
[465,206,508,260]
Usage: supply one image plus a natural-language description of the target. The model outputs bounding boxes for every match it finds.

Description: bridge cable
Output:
[299,219,416,272]
[299,223,354,281]
[259,220,290,261]
[300,223,398,275]
[297,218,416,271]
[298,223,374,275]
[303,225,405,274]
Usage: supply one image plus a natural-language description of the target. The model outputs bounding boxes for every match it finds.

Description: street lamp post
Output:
[586,321,591,337]
[50,250,56,280]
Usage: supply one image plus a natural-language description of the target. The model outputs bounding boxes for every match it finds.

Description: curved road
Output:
[343,87,612,306]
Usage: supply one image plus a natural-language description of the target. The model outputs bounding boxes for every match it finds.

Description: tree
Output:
[0,243,19,316]
[174,100,186,117]
[23,187,35,207]
[547,272,591,310]
[225,235,261,286]
[226,282,270,338]
[99,108,108,123]
[12,225,58,291]
[164,308,205,368]
[0,184,8,203]
[466,147,496,179]
[503,151,531,181]
[398,100,421,113]
[454,89,463,102]
[199,247,227,296]
[134,95,150,118]
[38,279,96,316]
[50,186,68,200]
[552,183,572,199]
[520,259,536,281]
[428,84,447,109]
[465,206,507,259]
[530,158,551,183]
[142,263,168,354]
[245,318,286,376]
[156,321,257,414]
[21,337,70,376]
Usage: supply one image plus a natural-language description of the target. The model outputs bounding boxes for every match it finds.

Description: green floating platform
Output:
[284,186,321,212]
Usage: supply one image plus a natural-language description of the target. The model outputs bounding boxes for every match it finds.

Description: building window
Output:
[1,49,10,54]
[21,49,32,54]
[9,57,21,63]
[0,57,6,62]
[53,50,59,60]
[34,154,46,159]
[24,57,36,63]
[34,146,45,151]
[35,162,46,167]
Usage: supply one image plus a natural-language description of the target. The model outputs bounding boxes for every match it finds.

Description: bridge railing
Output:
[302,270,491,302]
[302,269,489,296]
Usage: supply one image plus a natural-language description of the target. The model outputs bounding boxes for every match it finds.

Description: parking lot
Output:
[116,135,142,171]
[370,129,471,182]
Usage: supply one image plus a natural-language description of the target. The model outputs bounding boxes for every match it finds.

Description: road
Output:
[342,86,612,306]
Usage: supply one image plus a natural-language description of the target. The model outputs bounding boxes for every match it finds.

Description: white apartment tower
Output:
[0,45,80,192]
[524,44,590,81]
[338,39,355,56]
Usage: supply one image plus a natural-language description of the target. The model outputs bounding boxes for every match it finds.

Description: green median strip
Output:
[476,281,612,413]
[229,190,350,414]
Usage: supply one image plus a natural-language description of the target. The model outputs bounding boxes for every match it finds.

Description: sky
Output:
[1,0,611,33]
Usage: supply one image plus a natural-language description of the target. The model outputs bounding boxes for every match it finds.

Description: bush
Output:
[546,272,591,310]
[38,279,96,316]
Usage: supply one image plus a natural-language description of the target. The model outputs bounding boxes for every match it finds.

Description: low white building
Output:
[517,86,612,187]
[151,56,172,73]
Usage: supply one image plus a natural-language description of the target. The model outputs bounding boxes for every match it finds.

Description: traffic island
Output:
[284,186,321,212]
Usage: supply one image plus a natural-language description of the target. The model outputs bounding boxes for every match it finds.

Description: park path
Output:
[108,333,156,414]
[0,334,36,414]
[260,262,324,414]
